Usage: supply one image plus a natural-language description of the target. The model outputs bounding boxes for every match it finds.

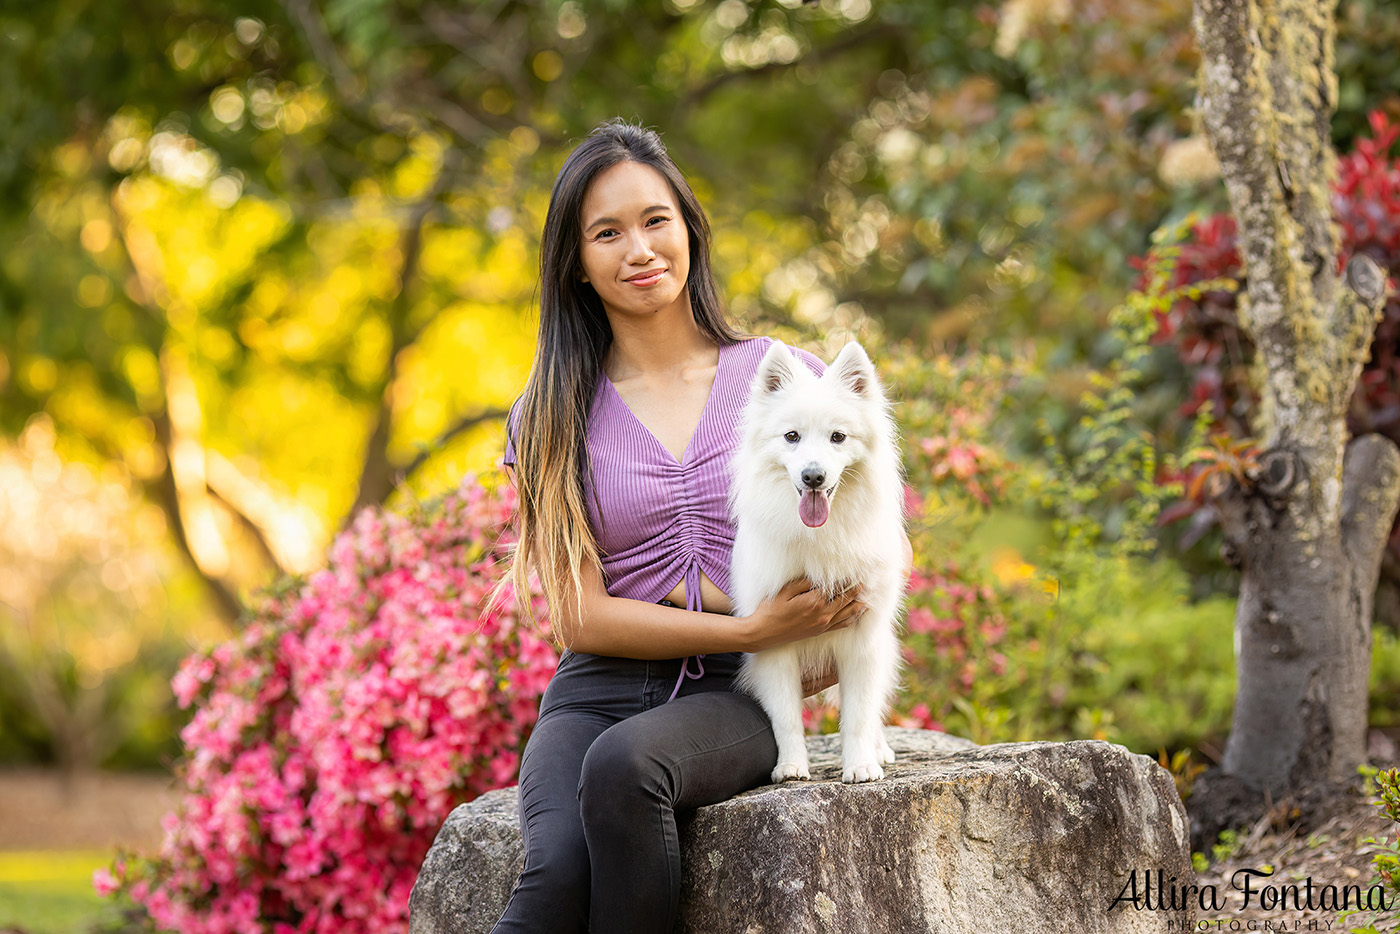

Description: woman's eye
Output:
[784,430,800,443]
[830,431,846,444]
[596,218,666,239]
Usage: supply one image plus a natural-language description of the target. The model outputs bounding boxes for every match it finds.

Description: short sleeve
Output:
[501,396,523,468]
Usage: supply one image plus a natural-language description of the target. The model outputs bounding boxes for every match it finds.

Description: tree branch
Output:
[420,3,535,102]
[201,446,320,576]
[1332,252,1390,411]
[203,483,285,576]
[282,0,502,152]
[1340,432,1400,590]
[281,0,361,105]
[344,156,459,527]
[147,411,245,625]
[400,406,510,482]
[680,22,902,108]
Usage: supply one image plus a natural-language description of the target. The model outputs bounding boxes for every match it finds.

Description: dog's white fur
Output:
[728,341,907,784]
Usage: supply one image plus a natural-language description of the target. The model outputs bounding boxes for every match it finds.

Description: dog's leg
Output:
[835,622,900,783]
[878,730,896,765]
[743,650,810,782]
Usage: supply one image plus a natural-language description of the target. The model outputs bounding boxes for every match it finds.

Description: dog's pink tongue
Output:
[799,490,830,528]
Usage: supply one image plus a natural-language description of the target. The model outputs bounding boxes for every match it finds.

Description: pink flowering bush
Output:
[98,472,556,934]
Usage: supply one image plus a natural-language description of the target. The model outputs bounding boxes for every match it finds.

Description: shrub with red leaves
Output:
[1142,110,1400,553]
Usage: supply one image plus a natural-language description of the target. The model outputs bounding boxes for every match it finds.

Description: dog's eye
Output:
[830,431,846,444]
[784,430,800,443]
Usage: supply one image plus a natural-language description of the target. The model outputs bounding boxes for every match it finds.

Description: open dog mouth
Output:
[797,485,837,528]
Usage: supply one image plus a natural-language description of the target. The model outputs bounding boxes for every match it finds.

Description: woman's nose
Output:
[624,229,655,262]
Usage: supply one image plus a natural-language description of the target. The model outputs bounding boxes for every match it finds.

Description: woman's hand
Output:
[741,577,865,652]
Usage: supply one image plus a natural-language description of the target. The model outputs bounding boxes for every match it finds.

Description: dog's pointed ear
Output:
[830,342,878,398]
[755,341,801,396]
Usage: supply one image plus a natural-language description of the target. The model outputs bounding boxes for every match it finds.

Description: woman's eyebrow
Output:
[584,204,673,232]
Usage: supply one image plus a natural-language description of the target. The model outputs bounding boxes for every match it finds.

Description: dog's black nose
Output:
[801,466,826,489]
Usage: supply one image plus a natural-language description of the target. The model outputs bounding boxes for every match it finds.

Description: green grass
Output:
[0,852,121,934]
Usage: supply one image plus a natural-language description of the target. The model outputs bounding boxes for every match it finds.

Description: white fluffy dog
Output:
[729,341,907,784]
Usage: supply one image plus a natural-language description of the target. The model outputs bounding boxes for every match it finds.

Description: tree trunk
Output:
[342,164,452,529]
[1189,0,1400,846]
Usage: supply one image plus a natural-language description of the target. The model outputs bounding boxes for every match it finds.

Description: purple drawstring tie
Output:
[667,654,706,703]
[664,560,707,702]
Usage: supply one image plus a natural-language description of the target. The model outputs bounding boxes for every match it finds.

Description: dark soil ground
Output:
[1186,729,1400,932]
[1191,782,1398,930]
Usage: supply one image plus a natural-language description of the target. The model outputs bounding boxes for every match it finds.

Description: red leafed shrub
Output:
[1143,110,1400,540]
[96,474,556,934]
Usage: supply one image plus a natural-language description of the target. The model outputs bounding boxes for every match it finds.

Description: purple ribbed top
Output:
[502,335,825,614]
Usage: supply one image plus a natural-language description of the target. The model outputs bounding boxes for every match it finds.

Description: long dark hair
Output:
[497,118,749,636]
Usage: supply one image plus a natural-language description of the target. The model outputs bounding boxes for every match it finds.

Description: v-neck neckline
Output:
[601,342,725,468]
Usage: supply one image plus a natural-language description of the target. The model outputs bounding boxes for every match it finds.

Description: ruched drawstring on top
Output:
[664,560,707,703]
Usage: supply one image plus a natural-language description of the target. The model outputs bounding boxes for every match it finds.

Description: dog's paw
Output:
[879,736,896,765]
[772,761,811,782]
[842,761,885,783]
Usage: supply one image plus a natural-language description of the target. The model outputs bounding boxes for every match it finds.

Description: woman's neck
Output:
[603,299,717,382]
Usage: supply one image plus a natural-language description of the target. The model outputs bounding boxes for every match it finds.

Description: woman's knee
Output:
[578,721,672,814]
[525,841,589,892]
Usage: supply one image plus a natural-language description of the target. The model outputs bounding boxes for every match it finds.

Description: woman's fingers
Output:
[764,578,867,641]
[785,576,815,595]
[831,600,866,629]
[832,585,864,622]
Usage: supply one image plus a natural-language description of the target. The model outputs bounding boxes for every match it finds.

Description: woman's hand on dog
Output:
[740,577,865,652]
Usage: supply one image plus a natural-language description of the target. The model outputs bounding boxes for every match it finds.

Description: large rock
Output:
[410,727,1194,933]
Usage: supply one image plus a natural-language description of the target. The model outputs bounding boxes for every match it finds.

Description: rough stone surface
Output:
[409,728,1193,933]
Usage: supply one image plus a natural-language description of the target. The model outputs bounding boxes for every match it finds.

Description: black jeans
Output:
[488,643,777,934]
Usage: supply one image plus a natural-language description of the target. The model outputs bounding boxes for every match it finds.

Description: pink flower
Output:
[104,473,557,933]
[92,867,120,898]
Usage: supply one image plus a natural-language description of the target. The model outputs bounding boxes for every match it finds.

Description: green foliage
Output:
[1032,215,1227,563]
[1212,827,1242,864]
[900,540,1235,754]
[0,420,209,771]
[1058,549,1237,754]
[1335,0,1400,143]
[0,635,189,771]
[1372,627,1400,731]
[881,331,1236,757]
[1342,765,1400,932]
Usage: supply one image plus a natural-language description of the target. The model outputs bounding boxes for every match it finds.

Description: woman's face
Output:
[577,160,691,321]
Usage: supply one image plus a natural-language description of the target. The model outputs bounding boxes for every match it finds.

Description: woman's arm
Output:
[554,556,863,658]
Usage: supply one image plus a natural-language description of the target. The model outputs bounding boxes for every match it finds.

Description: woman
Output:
[491,118,906,933]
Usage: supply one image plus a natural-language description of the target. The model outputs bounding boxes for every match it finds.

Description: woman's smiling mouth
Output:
[624,269,666,287]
